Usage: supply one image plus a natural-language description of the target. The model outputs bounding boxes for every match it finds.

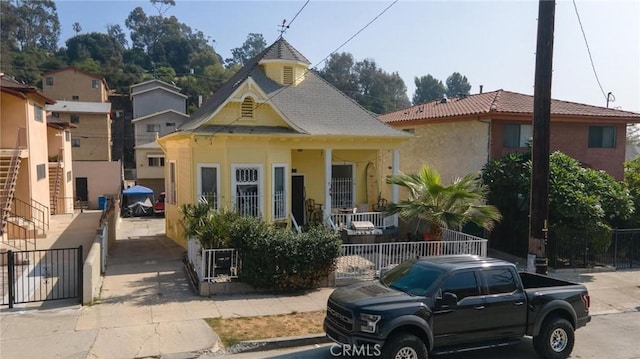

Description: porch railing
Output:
[330,211,394,230]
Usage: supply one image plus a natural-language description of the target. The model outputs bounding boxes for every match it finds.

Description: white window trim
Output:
[168,160,177,205]
[272,163,288,221]
[197,163,221,208]
[231,163,263,217]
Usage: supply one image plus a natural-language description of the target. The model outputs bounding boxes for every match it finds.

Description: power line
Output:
[280,0,310,38]
[572,0,607,101]
[208,0,399,137]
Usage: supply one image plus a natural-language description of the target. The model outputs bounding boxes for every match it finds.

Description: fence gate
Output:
[1,247,83,308]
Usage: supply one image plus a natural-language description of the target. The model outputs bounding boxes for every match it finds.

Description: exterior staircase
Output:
[49,151,63,215]
[1,150,21,236]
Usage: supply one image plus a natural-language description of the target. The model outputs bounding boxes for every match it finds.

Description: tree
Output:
[317,52,359,96]
[318,53,410,114]
[106,24,128,48]
[125,4,216,74]
[413,75,445,104]
[624,157,640,227]
[445,72,471,98]
[66,32,125,66]
[72,22,82,35]
[385,165,502,241]
[482,151,634,257]
[226,33,266,67]
[13,0,60,51]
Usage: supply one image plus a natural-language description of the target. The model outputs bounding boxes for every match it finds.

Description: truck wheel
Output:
[533,318,575,359]
[382,332,428,359]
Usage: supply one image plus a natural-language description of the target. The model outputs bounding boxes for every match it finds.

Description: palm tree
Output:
[385,165,501,241]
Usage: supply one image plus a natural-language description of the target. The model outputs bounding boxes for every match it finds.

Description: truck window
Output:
[381,260,444,296]
[484,268,517,294]
[441,271,480,301]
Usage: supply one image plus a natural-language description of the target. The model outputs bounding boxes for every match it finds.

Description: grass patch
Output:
[205,310,326,347]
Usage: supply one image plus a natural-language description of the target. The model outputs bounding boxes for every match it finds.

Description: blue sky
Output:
[55,0,639,112]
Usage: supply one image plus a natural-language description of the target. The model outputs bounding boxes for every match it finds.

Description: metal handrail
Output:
[12,198,46,235]
[0,208,36,251]
[30,198,49,230]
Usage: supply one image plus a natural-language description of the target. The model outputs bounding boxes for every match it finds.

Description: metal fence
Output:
[234,192,260,218]
[549,229,640,269]
[187,238,240,282]
[1,247,83,308]
[187,233,487,283]
[336,239,488,280]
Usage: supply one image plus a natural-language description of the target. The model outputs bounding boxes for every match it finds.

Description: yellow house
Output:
[157,38,410,247]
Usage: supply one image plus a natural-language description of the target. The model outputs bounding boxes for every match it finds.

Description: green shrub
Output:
[181,202,241,248]
[230,221,341,291]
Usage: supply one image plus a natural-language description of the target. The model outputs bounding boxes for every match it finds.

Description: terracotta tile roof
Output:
[379,90,640,124]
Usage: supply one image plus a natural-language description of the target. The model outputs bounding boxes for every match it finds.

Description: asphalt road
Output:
[208,311,640,359]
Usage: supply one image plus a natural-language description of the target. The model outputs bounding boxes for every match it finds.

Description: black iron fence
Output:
[549,229,640,269]
[0,247,82,308]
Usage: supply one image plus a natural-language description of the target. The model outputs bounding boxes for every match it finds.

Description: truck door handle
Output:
[514,302,524,306]
[474,305,485,310]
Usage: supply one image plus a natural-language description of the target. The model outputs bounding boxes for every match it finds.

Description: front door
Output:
[291,175,305,227]
[75,177,88,201]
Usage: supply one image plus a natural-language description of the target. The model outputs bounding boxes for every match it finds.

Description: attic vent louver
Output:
[283,66,293,85]
[241,97,254,118]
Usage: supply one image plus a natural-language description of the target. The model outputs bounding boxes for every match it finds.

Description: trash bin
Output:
[98,196,107,210]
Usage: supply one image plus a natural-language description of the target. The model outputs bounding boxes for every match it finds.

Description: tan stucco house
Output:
[380,90,640,181]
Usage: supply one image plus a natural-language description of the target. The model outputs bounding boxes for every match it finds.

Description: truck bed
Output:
[519,271,577,289]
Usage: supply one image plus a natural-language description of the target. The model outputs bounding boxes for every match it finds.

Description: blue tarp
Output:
[122,185,155,216]
[122,185,154,195]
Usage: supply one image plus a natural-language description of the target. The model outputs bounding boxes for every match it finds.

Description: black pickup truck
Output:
[324,255,591,359]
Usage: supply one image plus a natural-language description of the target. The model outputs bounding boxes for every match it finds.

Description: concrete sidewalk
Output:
[1,213,639,359]
[0,214,332,359]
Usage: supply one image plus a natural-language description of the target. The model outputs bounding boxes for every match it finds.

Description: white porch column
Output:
[324,148,333,224]
[392,148,400,227]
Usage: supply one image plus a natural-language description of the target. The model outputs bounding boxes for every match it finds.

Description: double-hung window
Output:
[272,164,287,220]
[197,163,220,209]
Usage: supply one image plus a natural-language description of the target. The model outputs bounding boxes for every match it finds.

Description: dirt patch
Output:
[205,310,326,347]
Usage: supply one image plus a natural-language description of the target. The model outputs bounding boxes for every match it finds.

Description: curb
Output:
[224,334,331,354]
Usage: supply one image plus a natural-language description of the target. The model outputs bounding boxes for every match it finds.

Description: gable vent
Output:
[283,66,294,85]
[241,97,254,118]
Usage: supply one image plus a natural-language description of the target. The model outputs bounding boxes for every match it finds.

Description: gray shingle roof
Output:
[179,38,408,138]
[260,38,310,64]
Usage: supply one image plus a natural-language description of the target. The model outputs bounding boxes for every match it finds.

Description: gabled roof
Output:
[41,66,110,91]
[47,100,111,114]
[130,79,182,92]
[379,90,640,124]
[180,38,408,138]
[130,85,187,100]
[1,75,56,104]
[47,117,78,129]
[131,109,188,123]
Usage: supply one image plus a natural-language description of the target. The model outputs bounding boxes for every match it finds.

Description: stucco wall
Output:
[27,99,51,215]
[72,161,121,209]
[42,70,107,102]
[136,147,165,180]
[382,120,490,197]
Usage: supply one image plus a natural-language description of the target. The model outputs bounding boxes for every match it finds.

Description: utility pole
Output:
[528,0,555,275]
